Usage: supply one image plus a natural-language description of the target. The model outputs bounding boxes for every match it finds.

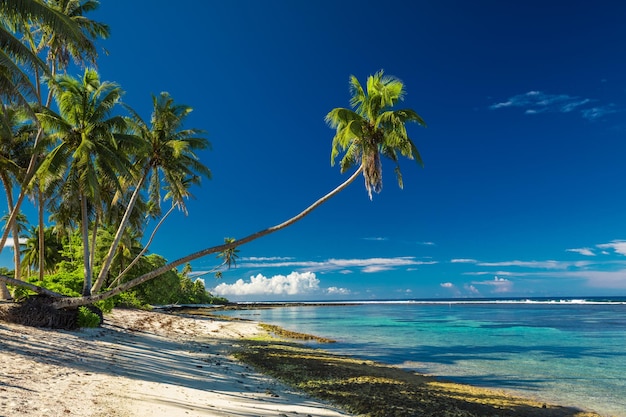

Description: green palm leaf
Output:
[326,70,426,199]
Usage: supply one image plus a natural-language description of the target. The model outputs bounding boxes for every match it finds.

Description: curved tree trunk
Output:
[50,166,364,309]
[0,128,44,257]
[106,203,177,290]
[92,169,148,293]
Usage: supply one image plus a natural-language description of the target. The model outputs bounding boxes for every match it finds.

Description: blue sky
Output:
[3,0,626,301]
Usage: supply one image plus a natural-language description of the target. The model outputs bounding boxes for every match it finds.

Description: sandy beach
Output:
[0,307,603,417]
[0,308,351,417]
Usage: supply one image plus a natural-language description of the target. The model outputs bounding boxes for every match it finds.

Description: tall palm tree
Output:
[0,103,35,282]
[91,92,211,293]
[26,0,109,281]
[0,0,91,274]
[36,68,131,296]
[326,70,426,199]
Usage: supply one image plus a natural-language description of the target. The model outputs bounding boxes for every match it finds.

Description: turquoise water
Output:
[220,299,626,416]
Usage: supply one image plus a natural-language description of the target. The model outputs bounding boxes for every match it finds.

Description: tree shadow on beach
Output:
[0,315,350,417]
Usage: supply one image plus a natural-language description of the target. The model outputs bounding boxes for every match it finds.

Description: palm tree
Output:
[38,0,109,72]
[21,225,64,277]
[36,68,131,296]
[26,0,109,281]
[326,70,426,199]
[0,0,91,271]
[0,211,27,276]
[0,0,89,103]
[91,92,211,293]
[0,104,36,283]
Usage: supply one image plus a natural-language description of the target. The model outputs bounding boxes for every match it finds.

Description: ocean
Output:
[218,297,626,416]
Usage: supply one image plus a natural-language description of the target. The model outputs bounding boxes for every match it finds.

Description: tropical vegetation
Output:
[0,1,426,327]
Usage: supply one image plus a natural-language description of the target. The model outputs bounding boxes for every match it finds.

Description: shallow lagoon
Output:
[220,299,626,416]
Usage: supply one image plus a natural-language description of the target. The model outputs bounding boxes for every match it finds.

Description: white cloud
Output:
[566,248,596,256]
[597,240,626,256]
[560,270,626,289]
[451,258,477,264]
[3,237,27,248]
[241,256,294,261]
[472,276,513,293]
[239,257,436,273]
[440,282,461,297]
[463,270,515,276]
[464,284,480,295]
[581,105,619,120]
[477,260,590,269]
[363,237,388,241]
[326,286,351,295]
[490,91,618,120]
[213,271,320,296]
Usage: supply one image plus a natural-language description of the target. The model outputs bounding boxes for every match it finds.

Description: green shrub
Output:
[77,306,101,328]
[95,297,116,314]
[115,291,150,309]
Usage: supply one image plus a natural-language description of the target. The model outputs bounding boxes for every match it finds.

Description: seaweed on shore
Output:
[234,339,600,417]
[259,323,336,343]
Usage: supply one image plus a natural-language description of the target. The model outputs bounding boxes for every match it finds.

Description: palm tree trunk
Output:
[80,193,92,296]
[89,213,98,284]
[38,187,45,280]
[1,175,21,281]
[92,169,148,293]
[50,166,364,309]
[106,203,177,290]
[11,208,21,282]
[0,128,44,257]
[0,176,15,299]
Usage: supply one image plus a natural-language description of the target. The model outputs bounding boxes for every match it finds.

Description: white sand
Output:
[0,308,352,417]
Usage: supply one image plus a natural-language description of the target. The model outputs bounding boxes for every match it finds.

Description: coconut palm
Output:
[91,92,211,293]
[26,0,109,281]
[0,104,36,282]
[0,0,91,272]
[21,225,64,277]
[35,68,131,296]
[325,70,426,199]
[0,0,88,102]
[38,0,109,72]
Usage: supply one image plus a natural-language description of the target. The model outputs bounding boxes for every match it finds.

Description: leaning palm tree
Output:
[326,70,426,199]
[2,70,427,310]
[35,68,132,296]
[91,92,211,293]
